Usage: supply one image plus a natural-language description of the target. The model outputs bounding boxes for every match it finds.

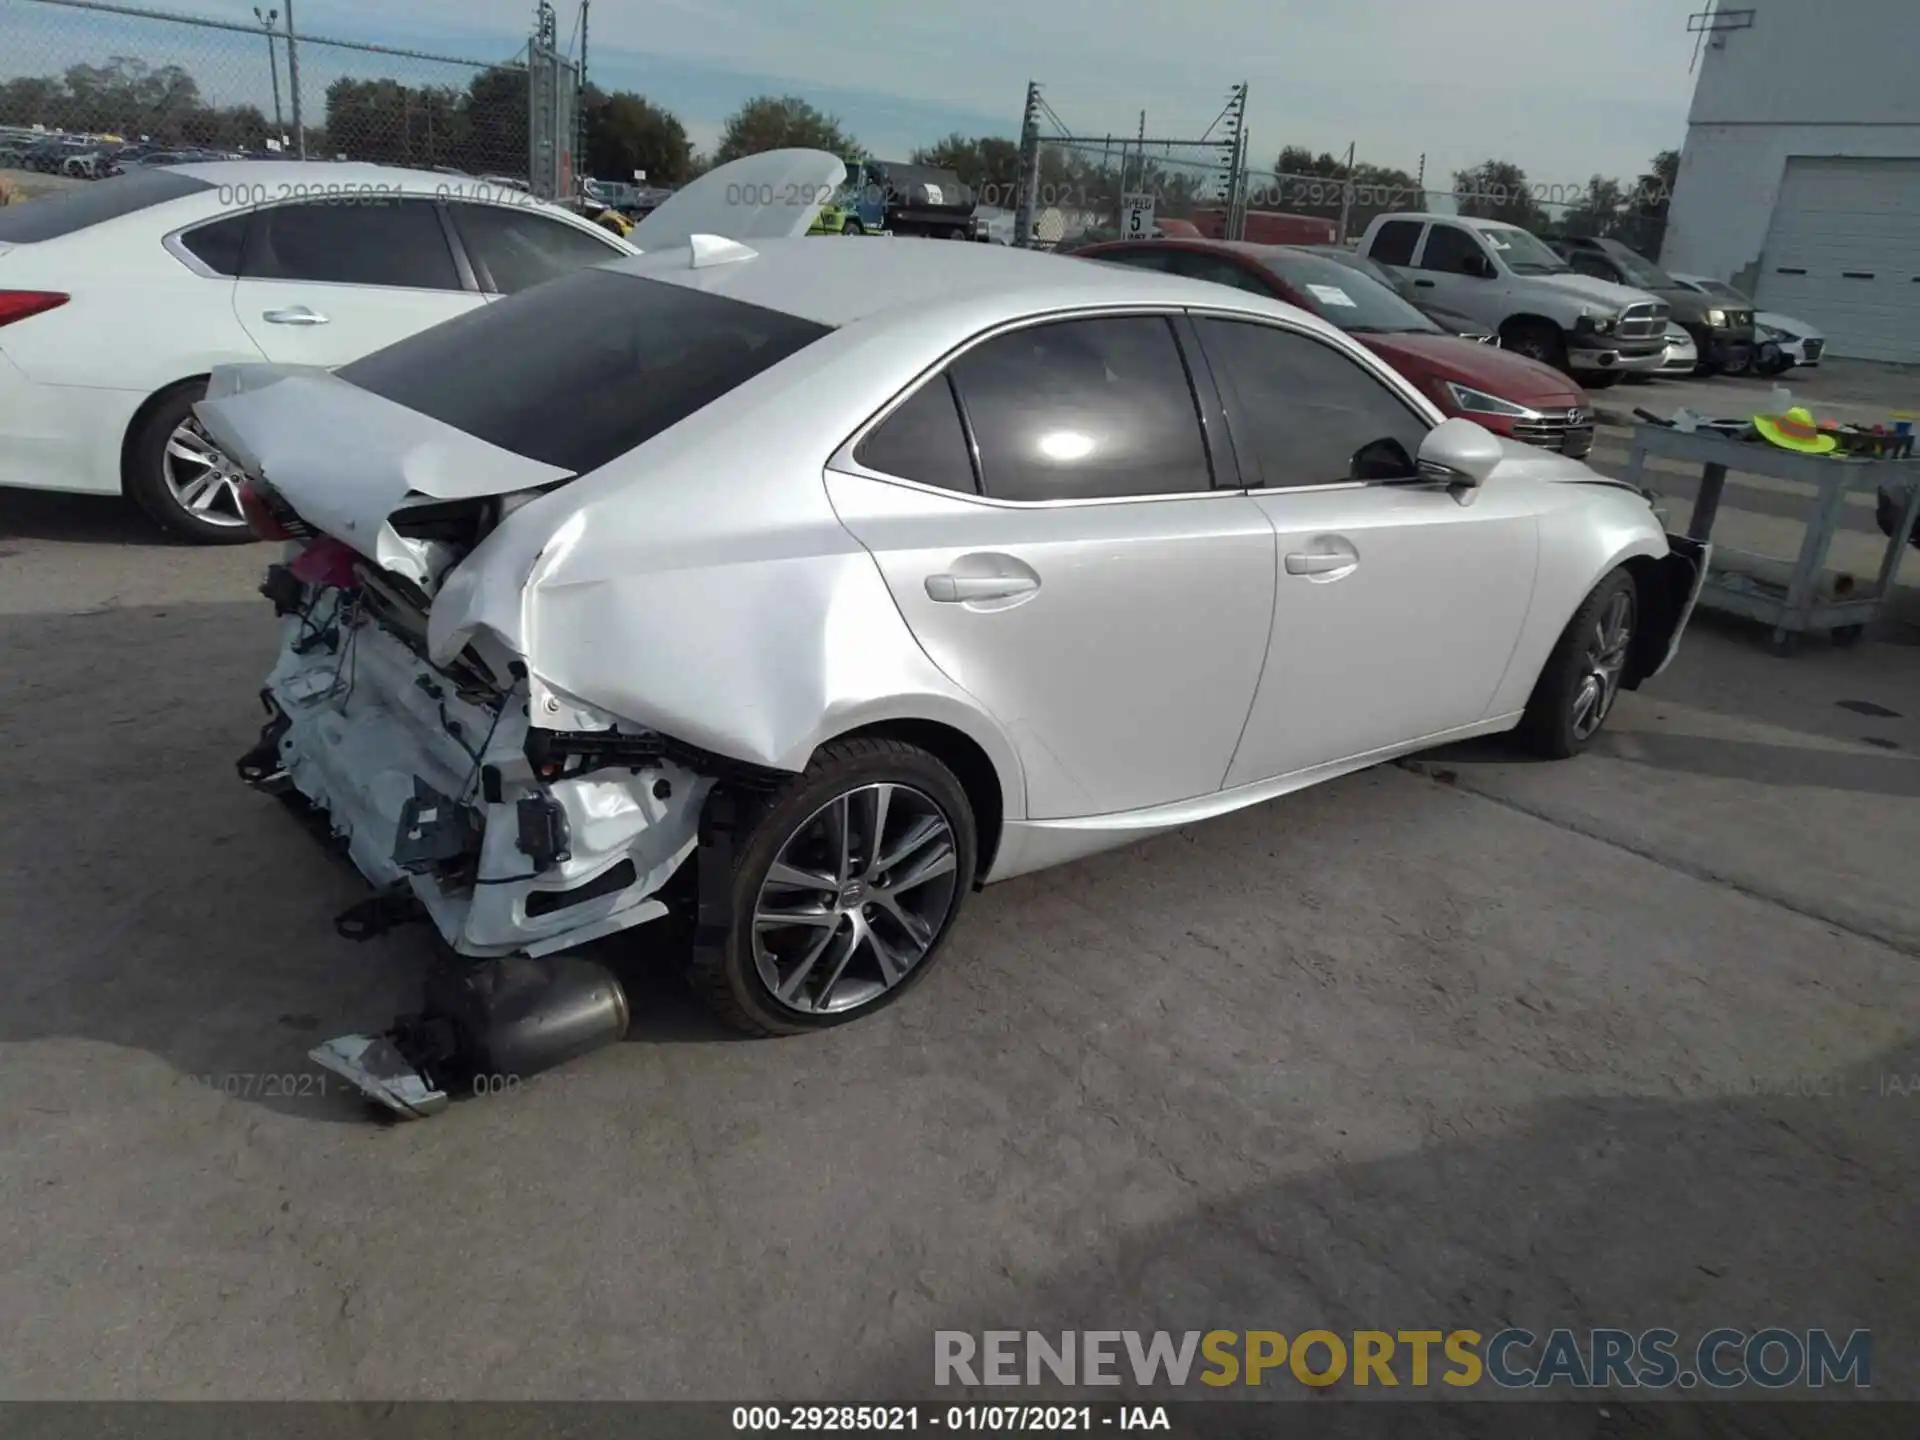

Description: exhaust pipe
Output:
[312,952,630,1120]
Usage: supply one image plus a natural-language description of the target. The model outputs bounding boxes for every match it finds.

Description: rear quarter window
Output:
[336,266,832,475]
[0,169,212,243]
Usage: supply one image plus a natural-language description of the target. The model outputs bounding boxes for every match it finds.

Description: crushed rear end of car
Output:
[195,251,835,1118]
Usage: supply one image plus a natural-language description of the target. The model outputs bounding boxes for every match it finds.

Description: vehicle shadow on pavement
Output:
[1418,732,1920,795]
[843,1036,1920,1419]
[0,600,737,1127]
[0,488,175,547]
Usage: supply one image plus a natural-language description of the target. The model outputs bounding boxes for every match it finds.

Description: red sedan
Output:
[1073,237,1594,459]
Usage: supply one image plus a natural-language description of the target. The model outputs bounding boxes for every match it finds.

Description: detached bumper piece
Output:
[311,951,631,1122]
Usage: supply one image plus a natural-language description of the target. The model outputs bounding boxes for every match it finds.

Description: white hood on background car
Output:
[1544,272,1663,314]
[194,364,572,589]
[630,149,846,252]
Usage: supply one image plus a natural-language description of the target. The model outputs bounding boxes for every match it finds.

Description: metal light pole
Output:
[253,8,283,145]
[284,0,305,158]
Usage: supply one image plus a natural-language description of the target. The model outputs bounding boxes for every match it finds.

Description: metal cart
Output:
[1619,423,1920,656]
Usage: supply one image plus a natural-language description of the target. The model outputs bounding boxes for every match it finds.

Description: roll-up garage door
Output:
[1755,157,1920,364]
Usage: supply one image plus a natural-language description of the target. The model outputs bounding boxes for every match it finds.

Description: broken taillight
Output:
[239,481,295,541]
[0,291,70,327]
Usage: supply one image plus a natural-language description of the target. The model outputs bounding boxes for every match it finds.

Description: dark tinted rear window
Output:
[0,168,212,242]
[337,266,832,475]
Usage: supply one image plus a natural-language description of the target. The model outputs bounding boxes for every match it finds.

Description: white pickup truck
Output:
[1357,213,1669,388]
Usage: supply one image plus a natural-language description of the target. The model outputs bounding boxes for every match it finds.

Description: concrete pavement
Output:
[0,481,1916,1412]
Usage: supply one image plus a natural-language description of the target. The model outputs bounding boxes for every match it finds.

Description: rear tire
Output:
[124,378,257,545]
[1514,569,1639,759]
[842,219,864,236]
[687,738,977,1036]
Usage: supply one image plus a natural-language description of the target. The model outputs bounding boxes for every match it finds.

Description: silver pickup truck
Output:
[1358,212,1669,388]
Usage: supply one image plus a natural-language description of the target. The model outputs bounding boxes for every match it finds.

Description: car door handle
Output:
[925,573,1039,603]
[1285,552,1357,576]
[263,306,329,326]
[1413,278,1435,288]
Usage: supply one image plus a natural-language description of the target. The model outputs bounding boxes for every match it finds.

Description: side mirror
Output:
[1417,417,1506,492]
[1465,253,1495,279]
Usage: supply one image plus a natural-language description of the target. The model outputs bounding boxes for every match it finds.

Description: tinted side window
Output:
[951,316,1211,503]
[179,212,249,275]
[243,199,461,290]
[1367,219,1422,266]
[1418,225,1485,275]
[449,202,625,294]
[1568,252,1616,281]
[1194,318,1429,488]
[854,373,977,494]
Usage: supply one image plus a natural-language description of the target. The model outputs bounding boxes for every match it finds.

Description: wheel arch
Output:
[1499,311,1567,342]
[118,371,211,495]
[823,716,1011,885]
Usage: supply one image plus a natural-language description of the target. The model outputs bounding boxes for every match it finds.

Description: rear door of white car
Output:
[826,311,1276,822]
[1190,313,1539,788]
[230,196,481,365]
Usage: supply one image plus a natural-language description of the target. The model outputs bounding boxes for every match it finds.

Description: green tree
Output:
[1452,159,1545,230]
[911,132,1021,206]
[1559,175,1629,239]
[582,86,691,186]
[714,95,854,164]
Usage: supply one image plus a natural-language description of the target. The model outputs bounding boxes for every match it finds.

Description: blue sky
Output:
[8,0,1700,185]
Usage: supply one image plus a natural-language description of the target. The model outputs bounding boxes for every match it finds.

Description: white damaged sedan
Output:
[198,152,1707,1102]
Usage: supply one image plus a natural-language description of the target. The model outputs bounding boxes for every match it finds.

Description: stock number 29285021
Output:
[732,1407,919,1431]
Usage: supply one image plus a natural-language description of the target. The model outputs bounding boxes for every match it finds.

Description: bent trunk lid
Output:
[630,149,846,252]
[194,363,571,592]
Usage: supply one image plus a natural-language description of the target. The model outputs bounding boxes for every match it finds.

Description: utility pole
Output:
[1013,81,1042,249]
[576,0,589,193]
[283,0,304,157]
[253,7,283,145]
[1336,139,1356,244]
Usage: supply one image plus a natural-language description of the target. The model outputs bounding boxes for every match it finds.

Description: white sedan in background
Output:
[1669,273,1826,369]
[0,161,636,541]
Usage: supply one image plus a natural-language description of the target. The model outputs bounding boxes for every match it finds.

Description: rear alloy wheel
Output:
[124,379,256,545]
[690,738,976,1035]
[1516,569,1638,758]
[842,218,865,236]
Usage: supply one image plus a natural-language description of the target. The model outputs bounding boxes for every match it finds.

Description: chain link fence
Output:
[0,0,578,194]
[1025,138,1238,248]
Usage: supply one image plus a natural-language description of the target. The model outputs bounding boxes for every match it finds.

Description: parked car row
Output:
[1348,211,1820,385]
[0,129,256,180]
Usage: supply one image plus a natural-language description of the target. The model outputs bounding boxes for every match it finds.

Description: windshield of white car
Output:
[1263,251,1442,334]
[0,167,211,242]
[1475,225,1568,274]
[337,267,833,475]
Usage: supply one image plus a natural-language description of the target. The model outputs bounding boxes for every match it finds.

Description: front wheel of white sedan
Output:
[691,737,978,1035]
[1515,569,1638,759]
[124,378,257,545]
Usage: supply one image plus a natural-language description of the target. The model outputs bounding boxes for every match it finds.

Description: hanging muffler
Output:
[311,950,631,1120]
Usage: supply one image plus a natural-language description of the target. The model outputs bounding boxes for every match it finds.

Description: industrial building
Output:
[1662,1,1920,363]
